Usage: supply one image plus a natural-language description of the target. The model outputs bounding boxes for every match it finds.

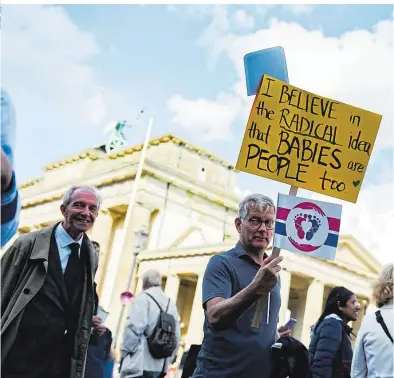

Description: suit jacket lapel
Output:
[84,235,97,284]
[29,223,69,312]
[49,230,69,310]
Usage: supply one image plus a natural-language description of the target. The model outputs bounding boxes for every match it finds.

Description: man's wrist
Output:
[245,281,264,301]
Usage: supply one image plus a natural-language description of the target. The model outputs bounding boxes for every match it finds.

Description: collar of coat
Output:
[324,313,353,334]
[30,222,95,263]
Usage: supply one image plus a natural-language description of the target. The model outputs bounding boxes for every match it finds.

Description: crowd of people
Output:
[189,194,393,378]
[1,185,392,378]
[0,92,392,378]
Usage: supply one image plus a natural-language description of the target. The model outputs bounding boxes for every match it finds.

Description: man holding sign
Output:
[192,194,289,378]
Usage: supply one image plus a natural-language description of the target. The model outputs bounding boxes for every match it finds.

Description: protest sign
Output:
[236,75,382,203]
[274,193,342,261]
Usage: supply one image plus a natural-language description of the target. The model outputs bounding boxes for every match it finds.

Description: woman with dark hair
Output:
[309,286,361,378]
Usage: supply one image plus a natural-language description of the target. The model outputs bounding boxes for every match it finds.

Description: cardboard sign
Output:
[274,193,342,261]
[236,75,382,203]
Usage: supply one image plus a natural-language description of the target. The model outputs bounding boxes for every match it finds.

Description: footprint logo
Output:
[294,213,307,239]
[306,215,321,241]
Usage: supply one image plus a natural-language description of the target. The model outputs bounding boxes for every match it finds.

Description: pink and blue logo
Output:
[274,194,342,260]
[120,291,134,304]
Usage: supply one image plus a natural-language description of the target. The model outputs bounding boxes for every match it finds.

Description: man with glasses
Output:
[192,193,289,378]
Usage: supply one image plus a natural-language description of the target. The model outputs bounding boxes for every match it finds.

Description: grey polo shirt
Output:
[192,242,281,378]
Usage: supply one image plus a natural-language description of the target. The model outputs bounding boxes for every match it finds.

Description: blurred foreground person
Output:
[86,316,114,378]
[309,286,360,378]
[351,263,393,378]
[1,89,20,247]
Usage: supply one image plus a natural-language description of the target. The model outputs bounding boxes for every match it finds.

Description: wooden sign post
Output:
[251,185,298,328]
[236,75,382,329]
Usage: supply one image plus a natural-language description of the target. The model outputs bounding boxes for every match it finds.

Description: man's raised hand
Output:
[251,255,283,296]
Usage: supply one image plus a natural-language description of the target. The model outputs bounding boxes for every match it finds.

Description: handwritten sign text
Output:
[236,76,382,203]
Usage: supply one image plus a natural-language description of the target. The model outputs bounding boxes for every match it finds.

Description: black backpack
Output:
[145,292,177,359]
[270,336,310,378]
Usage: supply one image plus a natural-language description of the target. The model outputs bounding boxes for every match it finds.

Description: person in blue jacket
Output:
[85,320,113,378]
[1,89,20,247]
[309,286,361,378]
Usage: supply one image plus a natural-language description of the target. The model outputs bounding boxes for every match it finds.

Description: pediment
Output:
[168,227,207,249]
[334,235,381,275]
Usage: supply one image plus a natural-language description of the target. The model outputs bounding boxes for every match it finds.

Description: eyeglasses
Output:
[243,217,275,230]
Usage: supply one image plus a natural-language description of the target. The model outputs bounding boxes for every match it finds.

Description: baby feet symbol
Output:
[294,213,307,239]
[306,215,321,241]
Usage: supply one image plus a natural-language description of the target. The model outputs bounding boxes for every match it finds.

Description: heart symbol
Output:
[301,220,311,233]
[353,180,361,187]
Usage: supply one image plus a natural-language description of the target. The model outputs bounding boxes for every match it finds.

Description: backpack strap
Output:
[145,291,172,370]
[145,292,164,312]
[165,297,170,313]
[375,310,393,343]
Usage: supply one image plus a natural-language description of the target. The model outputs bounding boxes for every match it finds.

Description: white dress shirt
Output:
[54,223,83,273]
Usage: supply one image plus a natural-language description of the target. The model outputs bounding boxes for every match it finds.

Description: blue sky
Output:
[2,4,393,262]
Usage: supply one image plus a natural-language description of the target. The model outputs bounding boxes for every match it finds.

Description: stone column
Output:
[184,274,204,348]
[90,209,114,293]
[301,279,325,346]
[165,274,181,303]
[105,203,152,346]
[279,269,292,326]
[135,277,144,295]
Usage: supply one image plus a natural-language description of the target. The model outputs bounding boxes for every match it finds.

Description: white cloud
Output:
[233,185,252,199]
[167,4,217,19]
[2,5,135,133]
[286,5,314,15]
[198,5,231,72]
[2,5,137,180]
[168,93,242,141]
[232,9,255,31]
[168,9,394,263]
[309,181,393,264]
[2,5,106,127]
[227,18,393,149]
[170,14,393,151]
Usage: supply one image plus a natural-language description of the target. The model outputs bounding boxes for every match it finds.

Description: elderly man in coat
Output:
[1,184,103,378]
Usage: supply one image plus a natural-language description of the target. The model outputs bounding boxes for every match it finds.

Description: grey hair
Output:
[141,269,162,288]
[238,193,275,219]
[62,185,102,209]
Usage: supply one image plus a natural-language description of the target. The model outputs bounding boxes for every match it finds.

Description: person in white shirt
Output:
[351,263,393,378]
[120,269,181,378]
